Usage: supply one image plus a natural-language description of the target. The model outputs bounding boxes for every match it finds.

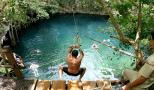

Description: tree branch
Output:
[96,0,135,45]
[110,35,135,45]
[86,36,135,57]
[135,0,142,44]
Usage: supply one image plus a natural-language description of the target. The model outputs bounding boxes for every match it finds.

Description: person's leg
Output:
[58,65,63,79]
[79,68,86,81]
[123,69,138,82]
[110,79,122,85]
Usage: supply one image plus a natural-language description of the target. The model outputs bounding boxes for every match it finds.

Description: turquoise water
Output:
[15,14,135,80]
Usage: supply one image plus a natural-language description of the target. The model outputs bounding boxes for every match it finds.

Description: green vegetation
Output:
[0,0,103,34]
[96,0,154,69]
[0,0,153,41]
[110,0,154,40]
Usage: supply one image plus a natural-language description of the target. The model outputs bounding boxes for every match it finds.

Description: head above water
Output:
[72,49,78,57]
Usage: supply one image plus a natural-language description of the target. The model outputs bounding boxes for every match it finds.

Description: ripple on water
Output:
[15,14,135,80]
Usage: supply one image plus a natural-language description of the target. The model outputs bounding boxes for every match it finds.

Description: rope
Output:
[40,9,81,68]
[72,8,81,45]
[72,9,78,33]
[75,33,80,45]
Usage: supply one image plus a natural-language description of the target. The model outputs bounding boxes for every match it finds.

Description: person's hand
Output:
[71,44,81,48]
[121,84,130,90]
[75,44,81,48]
[59,65,63,69]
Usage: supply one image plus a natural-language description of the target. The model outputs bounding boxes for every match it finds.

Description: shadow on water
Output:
[15,14,135,80]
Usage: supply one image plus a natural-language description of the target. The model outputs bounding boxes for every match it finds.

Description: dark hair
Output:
[151,31,154,40]
[72,50,78,57]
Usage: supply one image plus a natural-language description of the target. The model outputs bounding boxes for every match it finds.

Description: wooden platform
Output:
[0,77,113,90]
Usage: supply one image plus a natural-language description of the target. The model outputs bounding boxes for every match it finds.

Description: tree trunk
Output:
[9,22,16,46]
[96,0,134,44]
[97,0,144,70]
[11,29,16,46]
[87,36,135,57]
[134,0,143,70]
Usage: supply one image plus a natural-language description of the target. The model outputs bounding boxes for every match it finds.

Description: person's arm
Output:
[78,48,84,61]
[122,75,147,90]
[68,46,74,54]
[13,53,15,57]
[68,45,80,53]
[13,53,17,61]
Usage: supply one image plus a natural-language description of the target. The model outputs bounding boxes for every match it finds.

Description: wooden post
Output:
[67,80,82,90]
[36,80,50,90]
[82,81,97,90]
[51,80,66,90]
[97,80,112,90]
[1,46,23,79]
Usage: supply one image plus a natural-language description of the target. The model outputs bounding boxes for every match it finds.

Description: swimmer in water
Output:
[91,42,99,50]
[13,53,25,68]
[30,63,39,77]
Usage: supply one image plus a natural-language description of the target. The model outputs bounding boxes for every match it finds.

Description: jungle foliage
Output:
[109,0,154,43]
[95,0,154,69]
[0,0,154,44]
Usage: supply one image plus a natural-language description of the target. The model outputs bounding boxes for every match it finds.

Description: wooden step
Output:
[67,80,82,90]
[36,80,50,90]
[97,80,112,90]
[51,80,66,90]
[82,81,97,90]
[0,76,114,90]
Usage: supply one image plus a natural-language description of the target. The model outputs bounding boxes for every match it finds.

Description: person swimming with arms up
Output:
[91,42,99,50]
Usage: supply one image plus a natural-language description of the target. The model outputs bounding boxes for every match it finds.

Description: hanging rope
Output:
[75,33,80,45]
[72,8,78,33]
[40,9,81,68]
[72,8,81,45]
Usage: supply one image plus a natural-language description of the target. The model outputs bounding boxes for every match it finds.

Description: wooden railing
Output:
[0,77,113,90]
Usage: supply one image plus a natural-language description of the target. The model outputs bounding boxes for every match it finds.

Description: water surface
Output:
[15,14,135,80]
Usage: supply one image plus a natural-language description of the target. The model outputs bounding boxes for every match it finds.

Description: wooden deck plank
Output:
[67,80,82,90]
[51,80,66,90]
[36,80,50,90]
[0,76,115,90]
[82,81,97,90]
[97,80,113,90]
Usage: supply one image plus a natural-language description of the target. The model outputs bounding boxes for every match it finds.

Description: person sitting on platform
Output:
[121,32,154,90]
[59,44,86,81]
[13,53,25,68]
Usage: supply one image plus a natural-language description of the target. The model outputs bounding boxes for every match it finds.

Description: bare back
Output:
[67,53,83,74]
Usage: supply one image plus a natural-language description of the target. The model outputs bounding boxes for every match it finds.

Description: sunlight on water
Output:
[29,63,39,77]
[15,14,135,80]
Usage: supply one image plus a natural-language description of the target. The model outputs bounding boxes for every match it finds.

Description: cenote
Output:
[15,14,135,80]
